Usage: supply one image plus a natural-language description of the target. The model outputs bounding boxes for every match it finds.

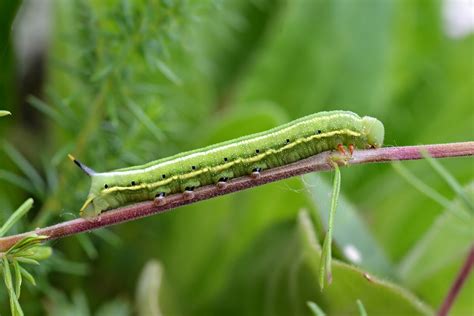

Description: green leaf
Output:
[298,211,433,315]
[6,234,48,255]
[2,257,24,316]
[0,198,34,237]
[0,110,11,117]
[13,260,22,298]
[19,266,36,286]
[15,257,40,265]
[3,257,14,293]
[21,245,53,261]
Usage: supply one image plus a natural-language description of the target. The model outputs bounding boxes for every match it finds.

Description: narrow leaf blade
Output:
[0,199,34,237]
[13,260,22,298]
[19,266,36,286]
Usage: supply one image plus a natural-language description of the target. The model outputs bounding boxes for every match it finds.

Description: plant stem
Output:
[437,245,474,316]
[0,141,473,251]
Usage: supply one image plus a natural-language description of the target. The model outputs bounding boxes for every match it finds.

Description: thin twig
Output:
[0,141,473,252]
[437,245,474,316]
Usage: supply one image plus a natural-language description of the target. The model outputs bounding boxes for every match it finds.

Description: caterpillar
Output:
[71,110,384,218]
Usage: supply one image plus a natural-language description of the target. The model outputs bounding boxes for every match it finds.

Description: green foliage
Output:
[0,0,473,315]
[319,163,341,290]
[297,211,433,315]
[0,199,51,316]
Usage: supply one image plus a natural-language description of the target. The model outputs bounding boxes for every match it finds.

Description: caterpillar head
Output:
[362,116,384,148]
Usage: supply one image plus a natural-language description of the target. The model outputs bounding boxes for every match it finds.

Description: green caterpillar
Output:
[72,110,384,218]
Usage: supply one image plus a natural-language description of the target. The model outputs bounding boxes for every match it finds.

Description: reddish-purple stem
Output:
[438,245,474,316]
[0,141,472,252]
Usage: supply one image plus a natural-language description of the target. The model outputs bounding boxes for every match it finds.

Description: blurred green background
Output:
[0,0,473,315]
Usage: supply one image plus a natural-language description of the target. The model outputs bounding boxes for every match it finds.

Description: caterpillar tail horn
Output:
[68,154,96,176]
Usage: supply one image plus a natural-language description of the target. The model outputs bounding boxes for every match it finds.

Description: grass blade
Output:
[319,163,341,290]
[392,162,452,210]
[3,257,24,316]
[13,260,22,298]
[19,266,36,286]
[3,143,45,197]
[422,150,474,214]
[126,99,165,142]
[154,58,182,85]
[3,257,14,292]
[27,96,67,128]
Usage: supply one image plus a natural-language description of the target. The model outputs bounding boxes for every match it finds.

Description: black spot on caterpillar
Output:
[71,110,384,217]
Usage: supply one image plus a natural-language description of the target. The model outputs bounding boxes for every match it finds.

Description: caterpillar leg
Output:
[216,177,229,190]
[336,143,354,157]
[84,216,102,223]
[154,192,167,206]
[330,144,351,166]
[348,143,354,155]
[250,167,262,179]
[337,143,346,155]
[333,143,354,166]
[183,187,195,200]
[214,171,233,189]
